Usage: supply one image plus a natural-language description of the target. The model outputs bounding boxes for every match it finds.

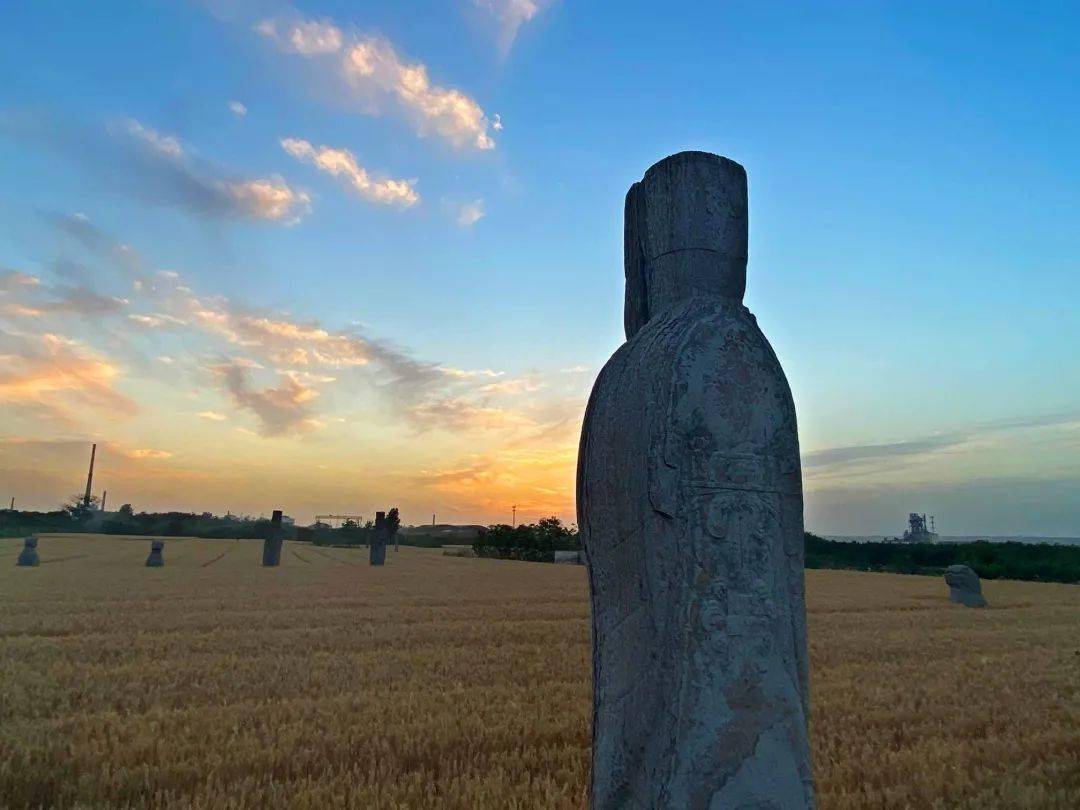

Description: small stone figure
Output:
[945,564,987,607]
[262,510,284,567]
[578,152,814,807]
[145,540,164,567]
[16,536,39,567]
[370,511,388,566]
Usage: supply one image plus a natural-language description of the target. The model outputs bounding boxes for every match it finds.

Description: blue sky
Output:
[1,1,1078,534]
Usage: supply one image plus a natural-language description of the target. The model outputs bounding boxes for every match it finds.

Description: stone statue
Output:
[16,536,39,567]
[145,540,164,568]
[945,564,987,607]
[370,511,388,566]
[262,510,284,567]
[578,151,814,808]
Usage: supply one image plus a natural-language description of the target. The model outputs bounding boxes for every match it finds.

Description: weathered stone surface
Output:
[553,550,583,565]
[262,510,284,567]
[16,536,39,567]
[578,151,814,808]
[370,511,388,566]
[945,564,987,608]
[145,540,164,568]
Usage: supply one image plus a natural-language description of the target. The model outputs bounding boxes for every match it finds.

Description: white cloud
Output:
[281,138,419,207]
[228,100,248,117]
[222,178,311,223]
[117,118,183,158]
[257,17,497,151]
[10,114,312,225]
[456,199,486,227]
[478,376,543,394]
[257,18,342,54]
[197,410,228,421]
[127,448,173,460]
[440,367,504,379]
[473,0,550,53]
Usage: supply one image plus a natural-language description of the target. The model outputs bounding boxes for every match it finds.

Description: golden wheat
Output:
[1,533,1078,808]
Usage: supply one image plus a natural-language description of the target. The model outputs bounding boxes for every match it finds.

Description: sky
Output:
[1,0,1078,535]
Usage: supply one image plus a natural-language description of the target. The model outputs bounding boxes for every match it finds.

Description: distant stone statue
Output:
[145,540,164,568]
[578,152,814,808]
[16,536,39,567]
[370,511,388,566]
[945,564,987,607]
[262,510,284,567]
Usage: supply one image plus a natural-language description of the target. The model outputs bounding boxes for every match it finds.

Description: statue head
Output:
[624,151,748,338]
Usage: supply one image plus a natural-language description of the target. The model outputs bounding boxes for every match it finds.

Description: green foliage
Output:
[473,517,580,562]
[0,510,76,538]
[805,532,1080,583]
[394,534,447,548]
[63,494,99,523]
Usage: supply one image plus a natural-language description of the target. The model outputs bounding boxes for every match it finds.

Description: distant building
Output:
[900,513,938,543]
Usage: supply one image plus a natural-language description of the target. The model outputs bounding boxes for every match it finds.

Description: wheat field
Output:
[1,533,1078,809]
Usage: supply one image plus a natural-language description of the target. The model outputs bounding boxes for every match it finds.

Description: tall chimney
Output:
[83,443,97,508]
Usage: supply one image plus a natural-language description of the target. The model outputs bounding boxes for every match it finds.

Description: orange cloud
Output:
[0,331,136,422]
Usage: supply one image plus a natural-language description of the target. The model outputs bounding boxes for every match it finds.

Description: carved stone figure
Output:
[945,564,987,607]
[370,511,388,566]
[578,151,814,808]
[262,510,284,567]
[145,540,164,568]
[16,536,39,567]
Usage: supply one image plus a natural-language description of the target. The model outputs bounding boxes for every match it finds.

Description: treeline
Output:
[472,518,580,562]
[0,505,402,546]
[0,506,289,540]
[805,533,1080,584]
[468,525,1080,583]
[6,505,1077,583]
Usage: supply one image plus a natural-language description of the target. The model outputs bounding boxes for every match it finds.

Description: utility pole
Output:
[101,490,107,513]
[512,504,517,528]
[432,513,436,526]
[83,443,97,509]
[9,497,13,511]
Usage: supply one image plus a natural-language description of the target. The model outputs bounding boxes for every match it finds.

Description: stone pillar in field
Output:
[578,152,814,808]
[370,511,388,566]
[945,564,987,607]
[262,510,284,567]
[145,540,164,567]
[16,536,39,567]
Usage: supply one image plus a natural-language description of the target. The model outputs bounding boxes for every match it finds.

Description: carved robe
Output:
[578,152,814,809]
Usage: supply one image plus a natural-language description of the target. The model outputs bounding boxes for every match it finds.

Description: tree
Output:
[63,494,99,521]
[118,503,134,518]
[386,508,401,537]
[473,517,579,561]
